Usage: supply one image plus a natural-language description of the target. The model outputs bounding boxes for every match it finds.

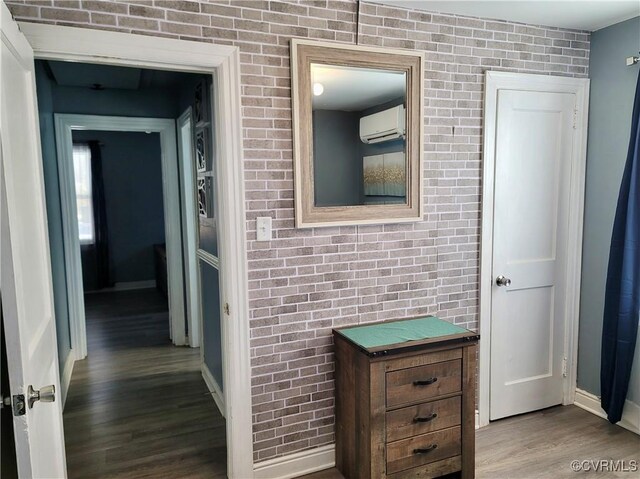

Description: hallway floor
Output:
[63,288,226,479]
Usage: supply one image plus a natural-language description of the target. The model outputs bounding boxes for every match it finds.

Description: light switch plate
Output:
[256,216,272,241]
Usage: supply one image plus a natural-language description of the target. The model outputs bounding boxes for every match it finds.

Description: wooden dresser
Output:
[333,316,479,479]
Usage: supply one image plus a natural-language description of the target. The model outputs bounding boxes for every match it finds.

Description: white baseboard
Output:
[202,363,225,418]
[85,280,157,294]
[574,388,639,435]
[60,351,75,410]
[112,280,156,291]
[254,444,335,479]
[475,409,480,429]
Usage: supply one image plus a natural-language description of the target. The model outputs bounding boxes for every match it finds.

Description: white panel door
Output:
[490,89,575,420]
[0,4,67,476]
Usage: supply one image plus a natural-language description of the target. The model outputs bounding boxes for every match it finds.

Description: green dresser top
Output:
[335,316,477,354]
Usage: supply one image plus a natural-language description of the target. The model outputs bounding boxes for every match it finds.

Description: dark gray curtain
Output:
[600,70,640,423]
[89,141,111,290]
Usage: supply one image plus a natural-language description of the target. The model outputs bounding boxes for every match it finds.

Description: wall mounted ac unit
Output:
[359,104,406,144]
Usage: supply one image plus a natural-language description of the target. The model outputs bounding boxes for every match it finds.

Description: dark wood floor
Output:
[64,288,226,479]
[302,405,640,479]
[64,289,639,478]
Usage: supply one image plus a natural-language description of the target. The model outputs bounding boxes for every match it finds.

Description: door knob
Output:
[496,275,511,287]
[27,384,55,409]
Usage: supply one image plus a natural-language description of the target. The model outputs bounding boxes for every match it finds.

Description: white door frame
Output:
[177,107,201,348]
[20,23,253,478]
[479,71,590,427]
[54,114,185,362]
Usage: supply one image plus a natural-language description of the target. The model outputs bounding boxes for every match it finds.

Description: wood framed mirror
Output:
[290,39,424,228]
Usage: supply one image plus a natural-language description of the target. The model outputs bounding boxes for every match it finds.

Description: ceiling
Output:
[45,60,197,90]
[375,1,640,31]
[311,64,406,111]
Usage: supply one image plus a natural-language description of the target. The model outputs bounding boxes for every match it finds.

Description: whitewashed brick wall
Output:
[7,0,590,462]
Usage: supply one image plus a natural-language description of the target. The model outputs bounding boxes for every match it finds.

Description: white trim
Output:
[177,108,201,348]
[202,362,226,418]
[20,22,236,71]
[208,46,254,479]
[54,114,186,355]
[478,71,590,427]
[60,351,75,410]
[563,76,590,407]
[85,280,157,294]
[253,444,335,479]
[54,115,87,361]
[574,388,640,436]
[23,24,253,478]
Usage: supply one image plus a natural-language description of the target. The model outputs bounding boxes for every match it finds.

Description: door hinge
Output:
[0,394,26,416]
[562,357,568,377]
[572,109,578,129]
[224,303,230,315]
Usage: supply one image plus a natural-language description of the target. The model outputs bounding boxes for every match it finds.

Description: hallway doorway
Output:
[34,59,228,477]
[2,19,252,475]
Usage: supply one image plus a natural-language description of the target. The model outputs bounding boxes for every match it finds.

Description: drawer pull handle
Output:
[413,413,438,423]
[413,444,438,454]
[413,377,438,386]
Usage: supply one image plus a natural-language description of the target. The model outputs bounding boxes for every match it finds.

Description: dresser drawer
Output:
[334,321,477,479]
[386,359,462,408]
[386,426,461,475]
[386,396,461,442]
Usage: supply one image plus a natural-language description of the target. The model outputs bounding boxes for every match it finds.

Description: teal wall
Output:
[50,85,179,118]
[73,131,165,289]
[35,61,177,371]
[201,263,223,388]
[35,61,223,392]
[35,63,223,382]
[312,109,362,206]
[35,62,71,373]
[312,97,406,207]
[577,16,640,405]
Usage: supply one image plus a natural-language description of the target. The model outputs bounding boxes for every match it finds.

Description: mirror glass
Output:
[311,63,407,207]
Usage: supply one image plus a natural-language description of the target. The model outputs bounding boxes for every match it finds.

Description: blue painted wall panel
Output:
[35,60,222,387]
[200,262,223,389]
[72,130,165,287]
[35,61,179,374]
[35,61,72,373]
[578,16,640,405]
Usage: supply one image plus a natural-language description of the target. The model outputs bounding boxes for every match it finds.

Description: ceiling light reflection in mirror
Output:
[310,64,406,111]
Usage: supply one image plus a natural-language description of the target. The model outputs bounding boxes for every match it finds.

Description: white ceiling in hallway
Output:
[374,1,640,31]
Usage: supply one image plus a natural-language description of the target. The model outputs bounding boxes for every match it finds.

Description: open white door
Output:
[0,4,67,477]
[178,107,201,348]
